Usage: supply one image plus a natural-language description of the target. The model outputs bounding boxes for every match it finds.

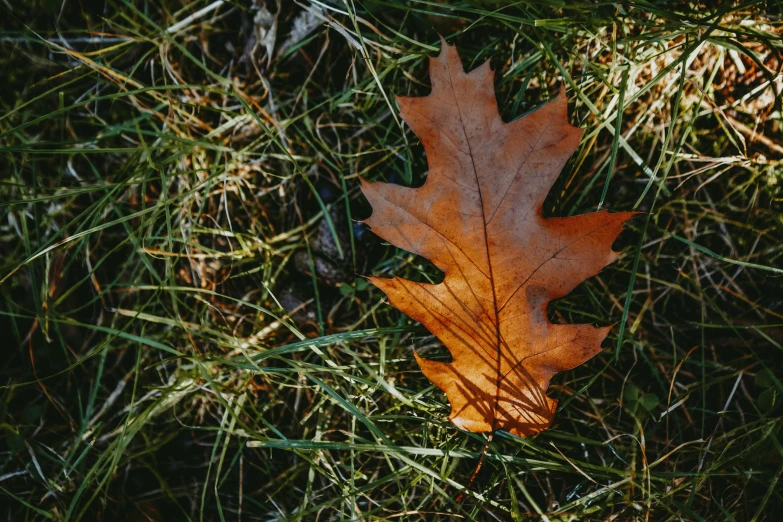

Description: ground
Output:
[1,1,783,520]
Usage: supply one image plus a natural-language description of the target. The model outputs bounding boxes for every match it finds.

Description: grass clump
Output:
[2,1,783,520]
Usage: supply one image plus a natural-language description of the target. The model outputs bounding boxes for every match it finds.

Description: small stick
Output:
[456,433,493,503]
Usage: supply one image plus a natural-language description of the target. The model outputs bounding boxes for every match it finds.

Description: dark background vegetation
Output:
[2,0,783,520]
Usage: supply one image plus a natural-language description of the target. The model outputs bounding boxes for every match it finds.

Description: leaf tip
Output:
[436,33,449,51]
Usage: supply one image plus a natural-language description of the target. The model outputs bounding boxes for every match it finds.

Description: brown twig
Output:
[456,432,493,503]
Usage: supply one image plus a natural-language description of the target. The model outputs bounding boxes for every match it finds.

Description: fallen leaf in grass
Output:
[361,39,635,437]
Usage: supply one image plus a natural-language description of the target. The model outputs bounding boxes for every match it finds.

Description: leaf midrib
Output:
[445,56,504,428]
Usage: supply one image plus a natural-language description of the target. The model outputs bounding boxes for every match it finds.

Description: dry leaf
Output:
[361,40,635,437]
[279,5,324,57]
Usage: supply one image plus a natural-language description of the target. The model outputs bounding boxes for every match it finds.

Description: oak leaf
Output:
[361,40,635,437]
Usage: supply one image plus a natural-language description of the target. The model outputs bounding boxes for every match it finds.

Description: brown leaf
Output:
[361,40,635,437]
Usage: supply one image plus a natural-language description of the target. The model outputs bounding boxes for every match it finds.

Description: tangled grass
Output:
[1,1,782,520]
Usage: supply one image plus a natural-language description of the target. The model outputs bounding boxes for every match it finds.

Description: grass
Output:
[1,0,783,520]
